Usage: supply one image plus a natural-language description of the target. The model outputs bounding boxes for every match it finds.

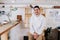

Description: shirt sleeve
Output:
[37,17,47,35]
[29,17,34,35]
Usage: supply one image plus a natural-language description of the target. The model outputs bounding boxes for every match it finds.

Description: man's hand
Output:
[33,32,39,39]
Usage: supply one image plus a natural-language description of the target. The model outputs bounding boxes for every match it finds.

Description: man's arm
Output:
[37,17,47,35]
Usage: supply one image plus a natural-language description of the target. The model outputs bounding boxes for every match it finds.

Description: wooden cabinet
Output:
[25,7,32,27]
[40,7,46,17]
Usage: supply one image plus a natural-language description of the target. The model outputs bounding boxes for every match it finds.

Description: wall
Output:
[46,9,60,29]
[0,5,25,23]
[0,0,60,5]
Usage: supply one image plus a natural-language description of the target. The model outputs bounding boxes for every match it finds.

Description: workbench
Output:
[0,21,19,40]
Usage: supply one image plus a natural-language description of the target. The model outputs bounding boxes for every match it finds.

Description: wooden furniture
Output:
[58,29,60,40]
[45,28,58,40]
[40,7,46,17]
[53,6,60,8]
[25,7,32,27]
[0,21,19,40]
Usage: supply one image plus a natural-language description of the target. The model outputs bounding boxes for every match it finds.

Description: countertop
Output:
[0,21,19,35]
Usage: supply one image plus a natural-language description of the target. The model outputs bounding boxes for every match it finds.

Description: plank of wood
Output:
[0,21,19,35]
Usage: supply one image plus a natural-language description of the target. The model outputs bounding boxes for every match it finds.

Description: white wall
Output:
[10,7,25,21]
[0,0,60,5]
[46,9,60,29]
[0,5,25,23]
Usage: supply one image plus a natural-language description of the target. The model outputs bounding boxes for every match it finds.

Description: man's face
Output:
[34,8,40,15]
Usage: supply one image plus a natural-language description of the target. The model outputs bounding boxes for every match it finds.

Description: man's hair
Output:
[34,6,40,9]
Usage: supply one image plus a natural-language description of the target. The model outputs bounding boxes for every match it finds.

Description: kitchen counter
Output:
[0,21,19,35]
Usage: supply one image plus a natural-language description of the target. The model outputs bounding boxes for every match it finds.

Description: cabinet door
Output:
[25,7,32,27]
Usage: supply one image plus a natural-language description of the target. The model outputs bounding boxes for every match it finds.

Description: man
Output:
[29,6,46,40]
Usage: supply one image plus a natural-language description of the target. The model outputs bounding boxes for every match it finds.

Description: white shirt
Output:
[29,14,46,35]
